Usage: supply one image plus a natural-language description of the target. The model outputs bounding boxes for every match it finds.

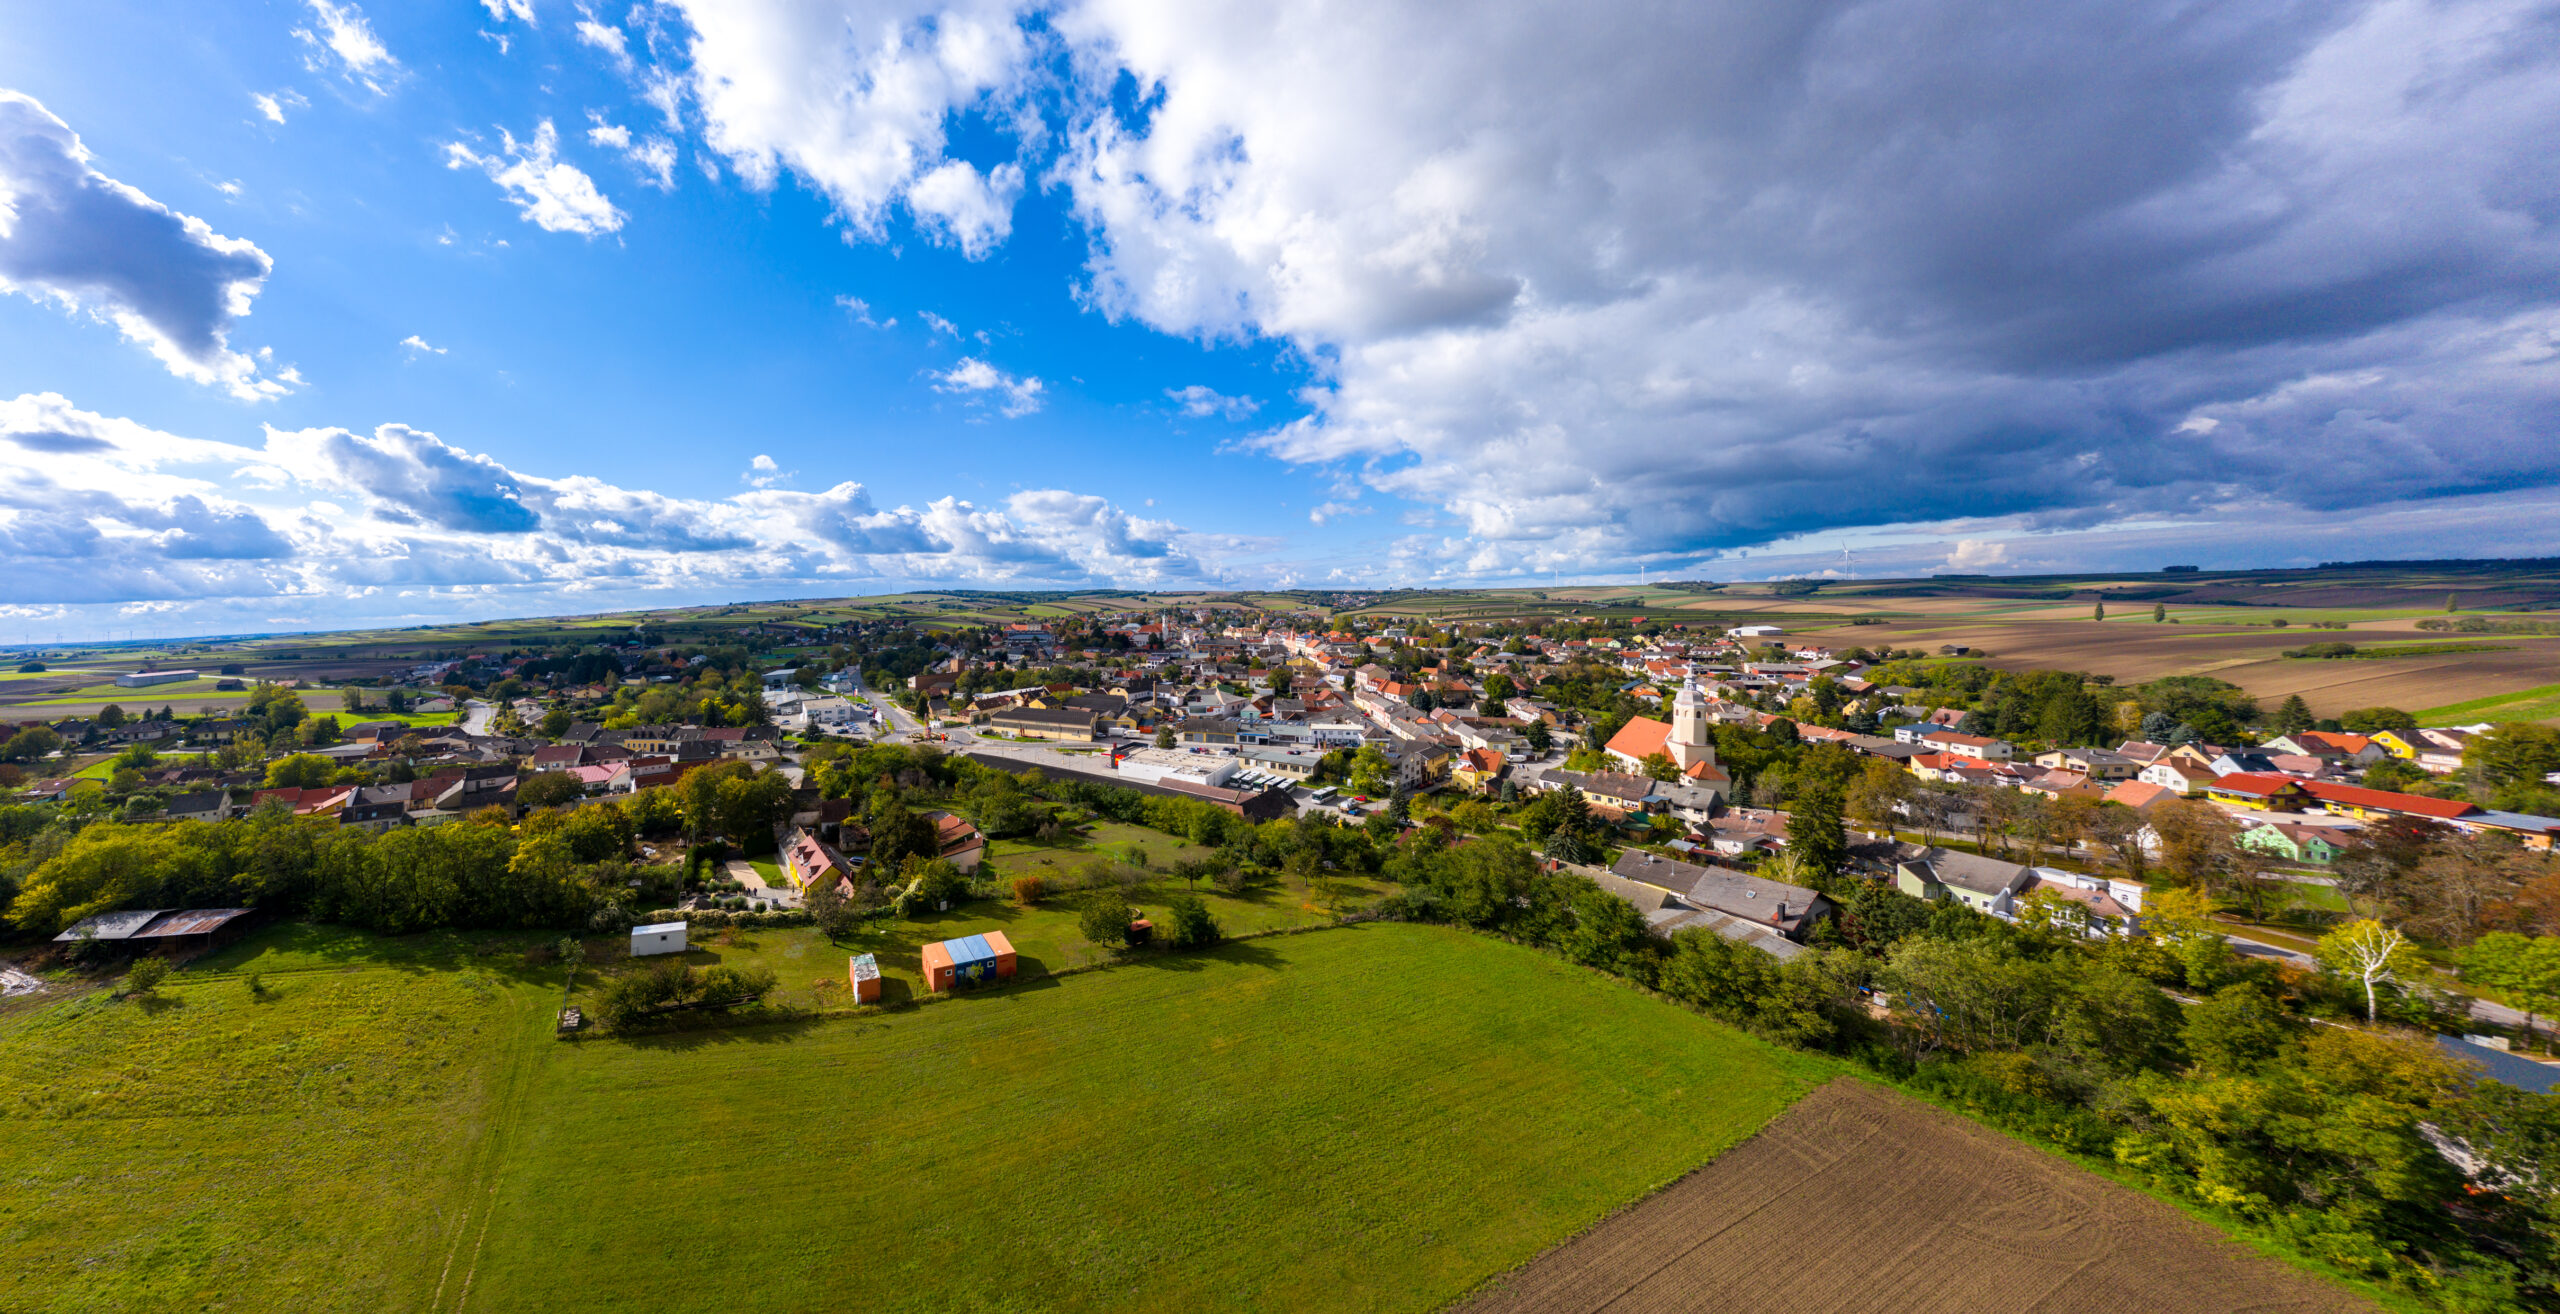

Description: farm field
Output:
[1813,616,2560,721]
[1461,1079,2377,1314]
[0,926,558,1313]
[480,922,1833,1313]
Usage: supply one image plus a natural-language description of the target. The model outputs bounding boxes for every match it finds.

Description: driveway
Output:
[725,859,801,908]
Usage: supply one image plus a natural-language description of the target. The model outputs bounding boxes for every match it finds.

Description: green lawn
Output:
[0,925,560,1313]
[489,923,1831,1312]
[985,819,1218,875]
[678,871,1393,1007]
[0,921,1830,1312]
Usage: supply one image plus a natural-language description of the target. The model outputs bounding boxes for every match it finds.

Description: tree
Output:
[516,772,583,809]
[264,753,333,790]
[806,876,860,942]
[2460,933,2560,1049]
[2093,601,2105,621]
[1638,751,1678,782]
[865,794,936,869]
[342,688,365,712]
[2315,919,2424,1022]
[2466,722,2560,789]
[2446,591,2460,613]
[1153,724,1176,749]
[1078,891,1137,950]
[1789,785,1848,878]
[1523,720,1552,756]
[2182,981,2295,1072]
[2270,694,2314,736]
[2152,603,2167,622]
[2,724,61,762]
[1164,893,1222,948]
[2339,706,2416,736]
[97,704,127,729]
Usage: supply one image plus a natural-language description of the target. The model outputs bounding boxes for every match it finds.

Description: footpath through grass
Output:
[481,922,1833,1313]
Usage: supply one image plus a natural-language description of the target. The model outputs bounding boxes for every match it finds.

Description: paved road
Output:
[2217,923,2533,1031]
[461,699,494,735]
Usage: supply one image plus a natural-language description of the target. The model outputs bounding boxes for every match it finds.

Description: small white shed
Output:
[630,921,688,956]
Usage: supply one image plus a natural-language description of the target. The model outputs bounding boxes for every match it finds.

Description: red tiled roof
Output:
[1605,716,1673,761]
[2298,779,2480,820]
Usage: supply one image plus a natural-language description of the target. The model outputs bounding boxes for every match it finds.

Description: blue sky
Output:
[2,0,2557,640]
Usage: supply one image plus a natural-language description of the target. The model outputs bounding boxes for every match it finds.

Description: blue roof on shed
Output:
[949,934,995,965]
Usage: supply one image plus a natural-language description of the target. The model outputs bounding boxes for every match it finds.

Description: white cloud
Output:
[932,357,1044,417]
[670,0,1033,258]
[399,335,445,355]
[250,90,308,124]
[444,120,626,236]
[0,91,293,400]
[1943,539,2010,572]
[1307,500,1369,526]
[0,392,1210,625]
[920,311,957,336]
[835,294,890,327]
[586,113,677,189]
[295,0,398,91]
[1165,385,1257,420]
[481,0,537,21]
[577,18,634,70]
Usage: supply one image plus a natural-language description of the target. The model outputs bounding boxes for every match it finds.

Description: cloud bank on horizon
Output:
[0,0,2557,636]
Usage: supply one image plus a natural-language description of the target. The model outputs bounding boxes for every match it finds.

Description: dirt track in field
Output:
[1459,1080,2375,1314]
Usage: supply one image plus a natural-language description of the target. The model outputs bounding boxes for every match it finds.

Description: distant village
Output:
[6,602,2554,964]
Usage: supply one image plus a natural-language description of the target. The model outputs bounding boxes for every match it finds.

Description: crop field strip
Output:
[1461,1079,2377,1314]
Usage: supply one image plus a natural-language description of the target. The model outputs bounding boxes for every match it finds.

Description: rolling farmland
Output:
[1463,1080,2379,1314]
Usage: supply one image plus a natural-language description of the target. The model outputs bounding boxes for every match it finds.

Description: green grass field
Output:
[487,923,1830,1312]
[0,921,1829,1312]
[2417,681,2560,726]
[0,927,559,1313]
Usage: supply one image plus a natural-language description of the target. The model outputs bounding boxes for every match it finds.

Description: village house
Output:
[1894,847,2035,916]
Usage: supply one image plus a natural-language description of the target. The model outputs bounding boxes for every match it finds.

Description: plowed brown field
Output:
[1460,1080,2375,1314]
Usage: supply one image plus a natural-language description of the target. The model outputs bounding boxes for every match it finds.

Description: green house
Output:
[2235,821,2341,866]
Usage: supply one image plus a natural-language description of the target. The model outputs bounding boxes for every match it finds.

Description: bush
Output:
[123,956,169,996]
[1165,894,1222,949]
[1011,874,1047,906]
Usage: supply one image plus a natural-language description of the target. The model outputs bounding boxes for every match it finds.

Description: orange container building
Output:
[920,930,1017,992]
[847,952,882,1003]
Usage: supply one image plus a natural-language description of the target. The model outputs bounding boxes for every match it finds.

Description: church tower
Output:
[1669,677,1717,773]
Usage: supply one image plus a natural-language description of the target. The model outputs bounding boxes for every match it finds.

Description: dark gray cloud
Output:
[0,90,286,398]
[1049,0,2560,568]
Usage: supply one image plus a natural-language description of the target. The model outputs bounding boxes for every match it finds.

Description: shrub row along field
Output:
[0,921,1829,1313]
[1464,1080,2378,1314]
